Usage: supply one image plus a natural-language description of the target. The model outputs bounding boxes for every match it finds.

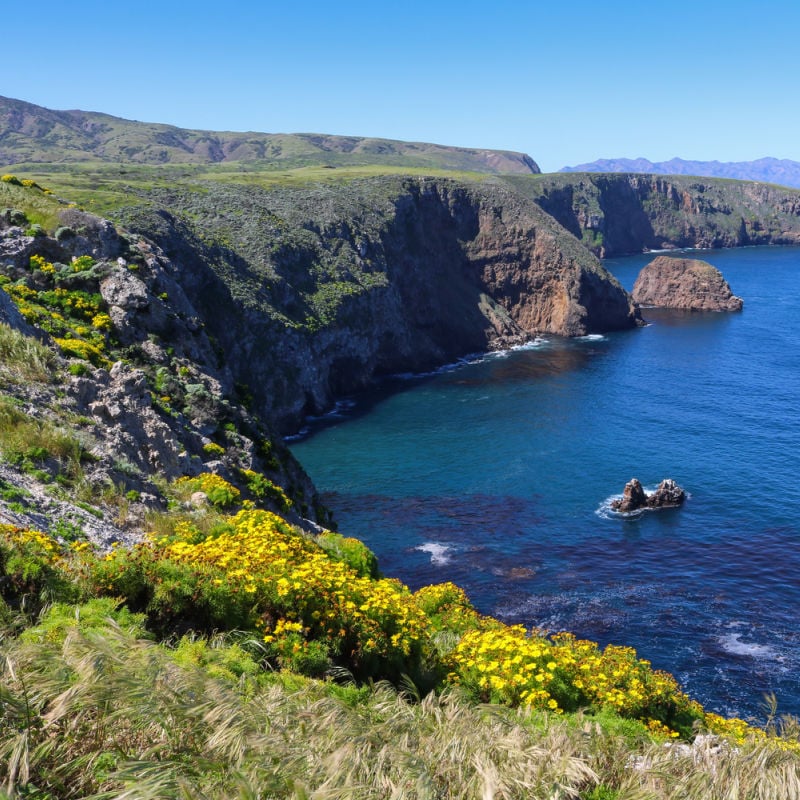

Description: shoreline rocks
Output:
[611,478,686,513]
[632,256,743,311]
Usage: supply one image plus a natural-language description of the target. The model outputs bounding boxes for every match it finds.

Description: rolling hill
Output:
[0,95,539,174]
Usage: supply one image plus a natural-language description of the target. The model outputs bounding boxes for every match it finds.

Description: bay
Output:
[290,246,800,721]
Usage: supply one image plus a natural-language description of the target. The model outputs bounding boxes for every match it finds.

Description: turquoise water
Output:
[290,246,800,720]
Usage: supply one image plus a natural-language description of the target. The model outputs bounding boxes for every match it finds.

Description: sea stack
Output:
[632,256,743,311]
[611,478,686,512]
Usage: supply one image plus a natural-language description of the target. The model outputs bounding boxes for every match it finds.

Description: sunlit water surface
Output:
[290,247,800,720]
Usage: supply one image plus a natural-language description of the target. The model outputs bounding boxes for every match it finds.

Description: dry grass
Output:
[0,323,58,384]
[1,617,800,800]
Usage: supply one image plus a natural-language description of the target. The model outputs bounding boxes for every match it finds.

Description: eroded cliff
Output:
[508,173,800,256]
[116,177,639,432]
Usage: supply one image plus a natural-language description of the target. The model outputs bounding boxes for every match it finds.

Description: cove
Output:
[290,246,800,721]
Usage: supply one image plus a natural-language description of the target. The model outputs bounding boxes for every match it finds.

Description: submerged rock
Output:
[611,478,686,512]
[632,256,743,311]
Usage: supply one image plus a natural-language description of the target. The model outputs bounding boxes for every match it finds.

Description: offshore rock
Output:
[632,256,743,311]
[611,478,685,512]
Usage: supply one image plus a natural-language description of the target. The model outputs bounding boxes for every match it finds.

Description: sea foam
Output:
[415,542,452,565]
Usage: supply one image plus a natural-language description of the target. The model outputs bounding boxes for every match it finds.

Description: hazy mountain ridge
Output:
[560,156,800,188]
[0,95,539,175]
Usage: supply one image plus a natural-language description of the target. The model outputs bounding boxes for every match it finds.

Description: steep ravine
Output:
[117,176,640,433]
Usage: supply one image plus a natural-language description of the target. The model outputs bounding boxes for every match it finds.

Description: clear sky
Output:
[5,0,798,172]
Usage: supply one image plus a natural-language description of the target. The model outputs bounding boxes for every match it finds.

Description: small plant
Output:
[202,441,226,459]
[240,468,292,511]
[52,517,87,543]
[173,473,241,508]
[71,255,96,271]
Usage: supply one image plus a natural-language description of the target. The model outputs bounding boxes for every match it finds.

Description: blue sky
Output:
[5,0,798,172]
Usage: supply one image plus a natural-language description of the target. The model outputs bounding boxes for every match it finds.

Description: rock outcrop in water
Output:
[632,256,743,311]
[611,478,686,512]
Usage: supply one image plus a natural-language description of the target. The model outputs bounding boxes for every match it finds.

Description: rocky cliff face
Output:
[514,173,800,256]
[0,206,321,543]
[116,177,640,432]
[632,256,743,311]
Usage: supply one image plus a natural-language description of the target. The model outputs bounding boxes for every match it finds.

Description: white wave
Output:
[577,334,607,342]
[595,495,644,520]
[719,633,777,659]
[513,336,548,351]
[415,542,452,565]
[306,398,357,421]
[283,427,310,442]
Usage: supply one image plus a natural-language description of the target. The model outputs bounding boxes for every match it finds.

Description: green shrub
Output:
[317,531,379,578]
[240,468,292,511]
[19,597,149,645]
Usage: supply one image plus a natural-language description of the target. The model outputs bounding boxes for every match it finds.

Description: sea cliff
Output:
[509,172,800,256]
[115,176,639,432]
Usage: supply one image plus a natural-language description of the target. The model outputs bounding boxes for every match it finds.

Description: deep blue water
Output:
[290,246,800,721]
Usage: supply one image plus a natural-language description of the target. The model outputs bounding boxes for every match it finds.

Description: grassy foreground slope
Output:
[4,491,800,800]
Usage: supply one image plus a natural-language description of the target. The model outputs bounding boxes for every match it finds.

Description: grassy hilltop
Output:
[2,100,800,797]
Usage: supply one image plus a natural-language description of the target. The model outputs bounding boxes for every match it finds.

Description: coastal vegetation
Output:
[3,493,800,799]
[3,99,800,796]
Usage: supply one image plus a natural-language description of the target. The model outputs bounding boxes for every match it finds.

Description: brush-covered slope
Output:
[0,95,539,174]
[112,175,639,431]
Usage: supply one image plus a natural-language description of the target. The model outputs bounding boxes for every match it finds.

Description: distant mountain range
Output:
[0,95,539,175]
[560,157,800,188]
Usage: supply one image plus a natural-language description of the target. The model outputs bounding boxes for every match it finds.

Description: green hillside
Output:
[0,95,539,175]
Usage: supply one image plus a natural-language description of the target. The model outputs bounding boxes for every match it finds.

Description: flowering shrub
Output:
[157,509,432,682]
[2,258,112,364]
[0,524,76,610]
[240,468,293,511]
[53,337,108,367]
[174,473,241,508]
[202,441,226,459]
[91,312,113,331]
[446,626,703,736]
[0,515,783,744]
[71,255,96,272]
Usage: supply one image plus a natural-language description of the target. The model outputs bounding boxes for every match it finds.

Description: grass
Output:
[6,161,498,218]
[0,323,59,383]
[1,613,800,799]
[0,395,85,483]
[0,179,64,231]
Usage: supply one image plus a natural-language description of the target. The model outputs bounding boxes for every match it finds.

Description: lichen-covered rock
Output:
[632,256,743,311]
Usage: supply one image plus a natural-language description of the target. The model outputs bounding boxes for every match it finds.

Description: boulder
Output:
[632,256,743,311]
[611,478,685,512]
[647,478,686,508]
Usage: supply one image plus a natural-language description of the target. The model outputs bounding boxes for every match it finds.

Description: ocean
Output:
[289,245,800,721]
